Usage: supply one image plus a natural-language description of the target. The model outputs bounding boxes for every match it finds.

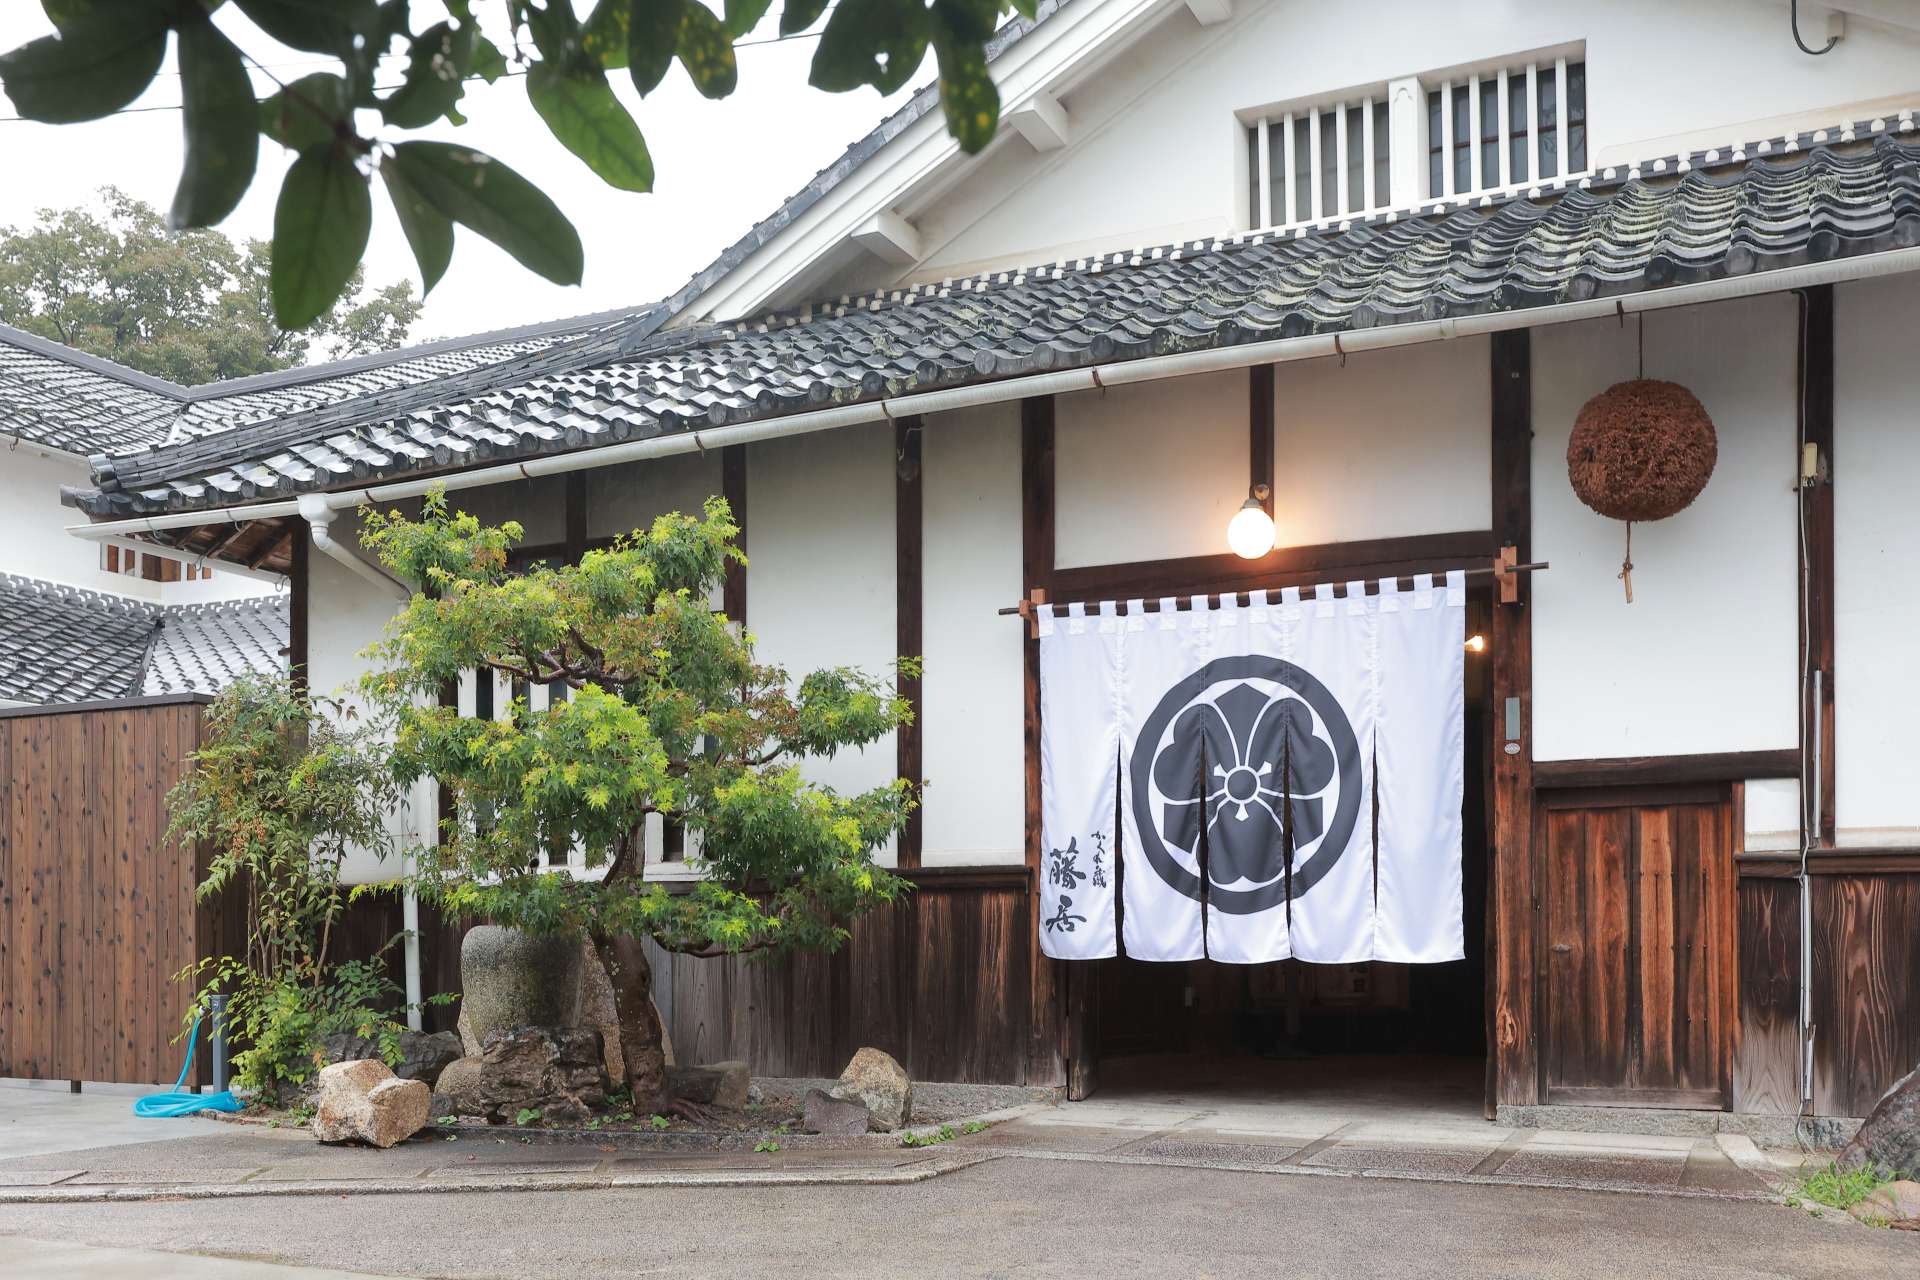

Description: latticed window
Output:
[1246,95,1392,228]
[1427,57,1586,199]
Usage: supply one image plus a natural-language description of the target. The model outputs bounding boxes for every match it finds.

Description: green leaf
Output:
[778,0,830,38]
[581,0,630,69]
[527,64,653,192]
[271,145,372,330]
[381,21,475,129]
[933,37,998,153]
[170,15,260,229]
[810,0,927,95]
[0,6,169,124]
[675,2,737,99]
[380,154,453,295]
[470,34,508,82]
[723,0,773,39]
[390,141,583,286]
[261,72,351,152]
[626,0,684,97]
[232,0,373,56]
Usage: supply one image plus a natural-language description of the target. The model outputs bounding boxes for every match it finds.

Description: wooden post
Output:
[564,472,587,564]
[1022,395,1063,1087]
[722,445,747,625]
[895,417,924,869]
[1800,286,1835,848]
[1250,363,1275,512]
[1489,328,1539,1110]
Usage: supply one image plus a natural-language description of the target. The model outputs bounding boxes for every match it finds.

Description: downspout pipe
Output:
[296,494,422,1027]
[66,244,1920,549]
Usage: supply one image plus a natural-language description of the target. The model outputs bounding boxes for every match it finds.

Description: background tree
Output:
[0,188,420,383]
[359,491,916,1113]
[0,0,1033,328]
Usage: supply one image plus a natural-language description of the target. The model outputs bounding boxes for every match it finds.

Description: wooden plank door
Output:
[1542,785,1735,1109]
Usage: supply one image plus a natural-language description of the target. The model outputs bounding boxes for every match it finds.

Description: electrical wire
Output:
[1790,0,1839,56]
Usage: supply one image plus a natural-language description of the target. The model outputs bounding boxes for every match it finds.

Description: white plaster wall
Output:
[1270,338,1490,547]
[0,449,101,586]
[587,451,722,539]
[745,423,900,865]
[919,404,1025,865]
[1056,344,1489,569]
[893,0,1920,284]
[445,474,565,546]
[1833,274,1920,845]
[1532,296,1799,761]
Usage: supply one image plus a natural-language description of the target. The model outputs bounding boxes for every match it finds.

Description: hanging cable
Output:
[1790,0,1839,56]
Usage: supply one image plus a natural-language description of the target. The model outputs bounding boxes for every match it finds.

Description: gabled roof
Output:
[0,572,288,705]
[66,118,1920,519]
[0,304,657,459]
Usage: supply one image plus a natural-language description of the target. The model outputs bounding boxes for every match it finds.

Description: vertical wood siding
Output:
[1811,873,1920,1118]
[0,698,214,1085]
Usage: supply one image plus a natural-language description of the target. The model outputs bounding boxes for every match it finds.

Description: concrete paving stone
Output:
[971,1123,1147,1153]
[1155,1126,1308,1148]
[1523,1130,1697,1154]
[1126,1139,1302,1166]
[66,1167,263,1185]
[0,1169,83,1186]
[1303,1143,1493,1176]
[427,1160,602,1178]
[1496,1149,1688,1187]
[0,1236,407,1278]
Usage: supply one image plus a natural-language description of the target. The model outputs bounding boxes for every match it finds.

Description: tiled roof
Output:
[67,117,1920,518]
[0,572,287,705]
[0,306,655,459]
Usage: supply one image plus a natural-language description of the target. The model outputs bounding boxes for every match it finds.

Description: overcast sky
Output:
[0,8,924,347]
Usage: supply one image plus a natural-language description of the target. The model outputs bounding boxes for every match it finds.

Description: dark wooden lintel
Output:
[1533,749,1800,791]
[1048,530,1497,604]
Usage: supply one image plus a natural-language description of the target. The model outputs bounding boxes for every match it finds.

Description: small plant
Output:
[515,1107,542,1127]
[961,1121,987,1135]
[1790,1161,1910,1212]
[586,1116,605,1131]
[900,1124,958,1148]
[754,1139,781,1154]
[772,1121,792,1137]
[648,1114,671,1131]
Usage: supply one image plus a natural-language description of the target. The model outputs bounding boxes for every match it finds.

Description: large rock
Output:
[1849,1180,1920,1226]
[668,1060,749,1110]
[1839,1064,1920,1176]
[801,1087,869,1137]
[436,1026,610,1126]
[320,1029,464,1087]
[311,1060,431,1148]
[459,926,583,1049]
[830,1047,912,1132]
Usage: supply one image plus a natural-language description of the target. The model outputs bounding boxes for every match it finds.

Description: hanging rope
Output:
[1619,520,1635,603]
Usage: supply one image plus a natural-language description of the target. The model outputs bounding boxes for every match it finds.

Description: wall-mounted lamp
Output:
[1464,634,1487,654]
[1227,484,1275,560]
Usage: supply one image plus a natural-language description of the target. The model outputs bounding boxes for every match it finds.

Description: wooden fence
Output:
[0,694,233,1086]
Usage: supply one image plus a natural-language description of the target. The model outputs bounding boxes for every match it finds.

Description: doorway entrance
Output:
[1065,594,1492,1121]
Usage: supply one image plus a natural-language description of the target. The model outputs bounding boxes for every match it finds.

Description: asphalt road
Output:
[1,1157,1912,1279]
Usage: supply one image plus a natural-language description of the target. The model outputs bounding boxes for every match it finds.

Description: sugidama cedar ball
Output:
[1566,378,1717,522]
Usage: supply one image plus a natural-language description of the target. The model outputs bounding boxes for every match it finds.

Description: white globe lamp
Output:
[1227,485,1275,560]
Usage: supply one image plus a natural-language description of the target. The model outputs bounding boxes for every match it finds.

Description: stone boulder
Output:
[1839,1064,1920,1177]
[1848,1180,1920,1227]
[829,1047,912,1131]
[311,1060,431,1148]
[320,1029,464,1087]
[459,927,583,1049]
[436,1026,610,1126]
[801,1087,870,1137]
[668,1060,749,1110]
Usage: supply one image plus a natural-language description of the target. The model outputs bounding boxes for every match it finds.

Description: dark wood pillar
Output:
[288,520,310,696]
[1799,286,1835,847]
[1489,329,1538,1110]
[1021,395,1062,1087]
[1249,362,1275,512]
[895,417,924,869]
[564,472,587,564]
[722,445,747,624]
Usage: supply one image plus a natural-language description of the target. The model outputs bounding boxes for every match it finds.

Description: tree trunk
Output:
[588,930,670,1113]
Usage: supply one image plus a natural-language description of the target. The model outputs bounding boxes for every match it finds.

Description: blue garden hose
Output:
[133,1014,246,1118]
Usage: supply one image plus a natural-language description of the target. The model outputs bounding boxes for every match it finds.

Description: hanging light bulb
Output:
[1227,484,1276,560]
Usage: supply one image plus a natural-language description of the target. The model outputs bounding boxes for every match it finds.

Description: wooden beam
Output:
[1047,530,1497,604]
[289,524,310,696]
[1007,92,1071,152]
[246,524,294,572]
[852,210,922,267]
[1249,362,1274,515]
[895,417,924,869]
[1800,285,1836,848]
[1533,749,1800,790]
[564,472,587,564]
[1021,394,1061,1087]
[722,444,747,625]
[1488,327,1537,1111]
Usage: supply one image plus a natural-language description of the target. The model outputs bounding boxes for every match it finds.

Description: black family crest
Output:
[1130,655,1361,914]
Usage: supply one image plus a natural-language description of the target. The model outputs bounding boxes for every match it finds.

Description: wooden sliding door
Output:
[1540,785,1736,1108]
